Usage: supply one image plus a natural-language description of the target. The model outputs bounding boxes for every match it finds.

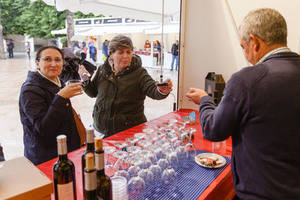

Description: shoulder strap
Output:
[72,107,86,146]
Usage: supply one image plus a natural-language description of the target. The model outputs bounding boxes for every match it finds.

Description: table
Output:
[37,109,235,200]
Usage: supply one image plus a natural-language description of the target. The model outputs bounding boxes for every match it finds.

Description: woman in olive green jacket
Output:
[80,35,173,137]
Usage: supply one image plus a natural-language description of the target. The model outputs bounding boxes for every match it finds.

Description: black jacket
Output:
[19,71,80,165]
[171,43,179,56]
[83,54,168,137]
[199,52,300,200]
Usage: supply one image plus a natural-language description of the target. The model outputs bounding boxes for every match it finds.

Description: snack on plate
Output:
[197,156,219,167]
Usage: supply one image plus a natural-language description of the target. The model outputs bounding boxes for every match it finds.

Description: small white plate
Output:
[195,153,226,168]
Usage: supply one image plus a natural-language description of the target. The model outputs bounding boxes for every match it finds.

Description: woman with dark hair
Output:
[19,46,82,165]
[79,35,173,137]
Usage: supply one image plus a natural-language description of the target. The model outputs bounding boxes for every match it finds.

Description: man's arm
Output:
[187,75,248,141]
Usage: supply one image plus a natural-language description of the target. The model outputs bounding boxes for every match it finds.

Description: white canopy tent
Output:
[144,23,179,34]
[40,0,180,23]
[52,24,166,37]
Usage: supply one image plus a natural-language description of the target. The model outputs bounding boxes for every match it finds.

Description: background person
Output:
[186,8,300,199]
[170,40,179,71]
[88,40,97,62]
[102,39,109,60]
[79,35,173,137]
[19,46,82,165]
[144,40,151,50]
[0,143,4,161]
[25,42,30,59]
[7,40,14,58]
[154,40,162,65]
[81,41,87,54]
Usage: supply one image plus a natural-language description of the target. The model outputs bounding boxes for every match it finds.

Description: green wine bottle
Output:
[94,137,112,200]
[53,135,77,200]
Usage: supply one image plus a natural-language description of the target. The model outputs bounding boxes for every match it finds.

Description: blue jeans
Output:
[91,53,96,62]
[171,55,178,70]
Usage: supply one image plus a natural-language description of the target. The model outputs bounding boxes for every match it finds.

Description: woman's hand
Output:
[157,78,173,95]
[57,82,83,99]
[78,65,90,81]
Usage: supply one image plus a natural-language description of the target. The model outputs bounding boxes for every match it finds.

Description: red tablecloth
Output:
[37,109,235,200]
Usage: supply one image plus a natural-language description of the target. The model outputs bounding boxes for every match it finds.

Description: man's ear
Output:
[250,34,260,52]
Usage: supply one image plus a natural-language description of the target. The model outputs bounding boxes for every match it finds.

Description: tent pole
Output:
[160,0,165,82]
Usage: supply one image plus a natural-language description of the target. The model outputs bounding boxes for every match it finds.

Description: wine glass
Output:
[127,145,141,153]
[127,165,141,178]
[157,158,169,171]
[168,119,178,127]
[167,151,179,171]
[134,132,146,140]
[176,145,187,168]
[104,146,116,165]
[138,169,154,187]
[114,170,130,181]
[185,143,196,161]
[143,128,154,135]
[113,151,129,171]
[152,146,164,160]
[126,137,139,147]
[149,164,162,184]
[104,146,116,177]
[146,151,157,165]
[128,176,145,200]
[162,168,177,185]
[138,140,152,150]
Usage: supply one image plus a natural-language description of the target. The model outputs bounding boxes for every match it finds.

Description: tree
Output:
[0,10,6,59]
[19,0,65,39]
[66,10,74,48]
[0,0,30,35]
[0,0,104,49]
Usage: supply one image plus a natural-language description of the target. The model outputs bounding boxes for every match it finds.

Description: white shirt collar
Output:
[257,47,291,64]
[38,70,62,87]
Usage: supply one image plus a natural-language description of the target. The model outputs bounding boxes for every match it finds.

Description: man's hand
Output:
[156,78,173,95]
[57,83,83,99]
[186,88,208,105]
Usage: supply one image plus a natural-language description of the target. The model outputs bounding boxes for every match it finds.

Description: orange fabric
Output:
[72,108,86,146]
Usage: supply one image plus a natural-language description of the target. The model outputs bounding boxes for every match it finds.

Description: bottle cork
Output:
[86,128,94,144]
[85,153,95,171]
[94,137,103,151]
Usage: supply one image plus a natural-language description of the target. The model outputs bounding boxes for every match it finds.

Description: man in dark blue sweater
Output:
[186,8,300,200]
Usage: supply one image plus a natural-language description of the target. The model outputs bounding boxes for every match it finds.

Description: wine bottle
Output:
[94,137,112,200]
[82,127,95,198]
[53,135,77,200]
[84,153,97,200]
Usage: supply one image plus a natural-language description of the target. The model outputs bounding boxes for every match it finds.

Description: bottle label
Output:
[95,153,104,170]
[57,182,75,200]
[84,171,97,191]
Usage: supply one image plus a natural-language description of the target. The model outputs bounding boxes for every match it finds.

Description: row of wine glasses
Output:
[102,118,198,199]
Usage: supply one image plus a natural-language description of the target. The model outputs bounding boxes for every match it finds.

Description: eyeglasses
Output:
[39,57,63,63]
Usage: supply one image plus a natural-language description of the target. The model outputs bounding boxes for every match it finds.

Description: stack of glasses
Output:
[111,176,128,200]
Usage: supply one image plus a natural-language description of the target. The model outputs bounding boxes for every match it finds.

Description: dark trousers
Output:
[0,144,5,161]
[8,49,13,58]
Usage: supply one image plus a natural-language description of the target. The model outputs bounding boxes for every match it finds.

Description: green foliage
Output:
[60,36,67,46]
[0,0,104,39]
[19,0,66,38]
[74,12,104,19]
[0,0,30,35]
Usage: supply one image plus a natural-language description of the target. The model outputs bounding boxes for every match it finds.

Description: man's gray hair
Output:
[108,35,133,55]
[239,8,287,45]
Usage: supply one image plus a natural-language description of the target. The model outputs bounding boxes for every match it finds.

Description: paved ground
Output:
[0,52,178,161]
